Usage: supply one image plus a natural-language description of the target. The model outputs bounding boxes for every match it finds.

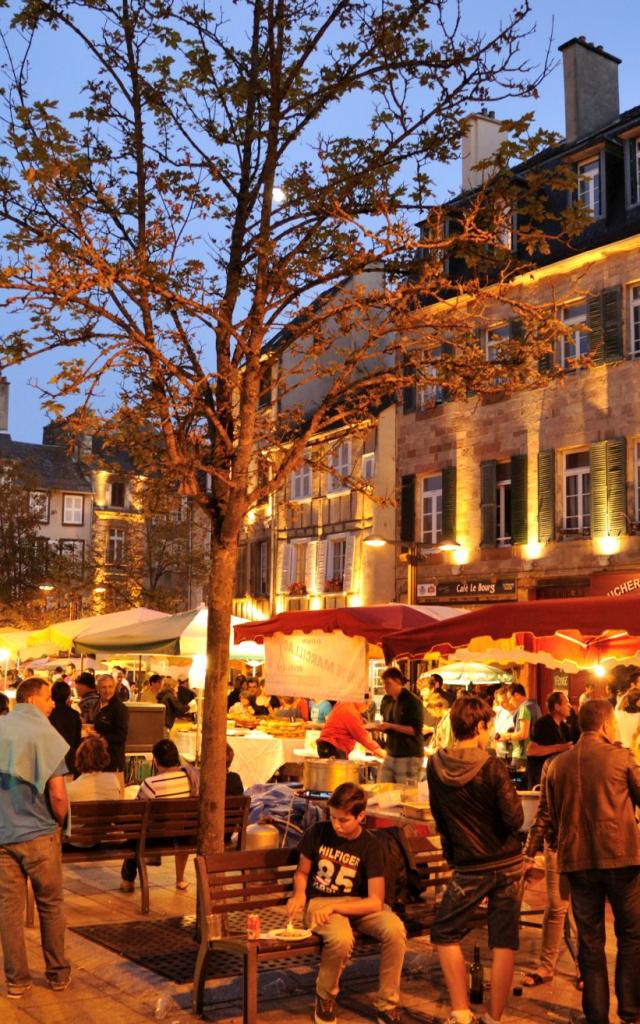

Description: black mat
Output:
[71,912,327,984]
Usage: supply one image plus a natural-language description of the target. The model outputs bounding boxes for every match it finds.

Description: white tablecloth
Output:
[173,730,317,788]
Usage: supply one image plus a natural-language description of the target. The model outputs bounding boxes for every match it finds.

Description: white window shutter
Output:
[277,542,292,592]
[305,540,318,593]
[343,534,356,593]
[315,540,327,590]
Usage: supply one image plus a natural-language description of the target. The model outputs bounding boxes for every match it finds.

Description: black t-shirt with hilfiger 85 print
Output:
[299,821,384,900]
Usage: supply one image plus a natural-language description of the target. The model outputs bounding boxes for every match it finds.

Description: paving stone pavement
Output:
[0,859,608,1023]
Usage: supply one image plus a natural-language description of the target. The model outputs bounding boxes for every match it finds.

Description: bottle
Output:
[469,945,484,1004]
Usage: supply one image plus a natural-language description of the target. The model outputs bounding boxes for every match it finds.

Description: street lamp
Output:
[364,534,460,604]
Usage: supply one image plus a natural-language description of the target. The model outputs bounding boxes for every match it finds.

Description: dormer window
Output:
[624,134,640,207]
[577,157,602,218]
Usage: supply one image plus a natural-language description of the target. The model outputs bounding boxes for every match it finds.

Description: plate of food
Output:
[265,925,313,942]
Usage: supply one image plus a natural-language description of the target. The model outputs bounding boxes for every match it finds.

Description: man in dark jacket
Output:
[373,667,424,784]
[427,695,524,1024]
[545,698,640,1024]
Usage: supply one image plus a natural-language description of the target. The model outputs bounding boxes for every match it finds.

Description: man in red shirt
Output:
[317,700,384,760]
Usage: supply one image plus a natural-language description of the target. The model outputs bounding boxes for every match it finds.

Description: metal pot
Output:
[302,758,361,792]
[244,822,280,850]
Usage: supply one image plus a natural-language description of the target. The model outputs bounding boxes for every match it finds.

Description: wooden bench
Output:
[192,838,453,1021]
[25,794,250,925]
[138,795,250,913]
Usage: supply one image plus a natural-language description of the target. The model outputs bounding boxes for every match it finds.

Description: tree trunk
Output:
[198,536,239,856]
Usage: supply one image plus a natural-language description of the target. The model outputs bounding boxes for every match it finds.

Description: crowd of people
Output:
[2,662,640,1024]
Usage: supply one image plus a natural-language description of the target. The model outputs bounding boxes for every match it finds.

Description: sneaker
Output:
[119,880,135,893]
[7,983,32,999]
[315,994,337,1024]
[376,1009,405,1024]
[49,977,71,992]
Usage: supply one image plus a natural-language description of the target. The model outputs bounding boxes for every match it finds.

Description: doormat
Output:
[70,913,382,996]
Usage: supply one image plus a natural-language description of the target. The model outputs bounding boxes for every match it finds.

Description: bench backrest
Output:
[66,800,147,845]
[197,847,298,919]
[144,796,200,840]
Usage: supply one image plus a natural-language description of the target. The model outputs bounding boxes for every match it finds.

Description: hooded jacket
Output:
[427,747,524,871]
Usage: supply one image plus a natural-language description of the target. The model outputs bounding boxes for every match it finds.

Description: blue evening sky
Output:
[5,0,640,443]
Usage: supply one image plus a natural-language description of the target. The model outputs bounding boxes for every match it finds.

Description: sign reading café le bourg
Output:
[419,578,517,601]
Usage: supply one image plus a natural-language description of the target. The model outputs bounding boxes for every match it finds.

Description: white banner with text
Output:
[264,631,369,701]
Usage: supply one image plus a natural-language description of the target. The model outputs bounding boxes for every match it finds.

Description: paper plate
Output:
[265,927,313,942]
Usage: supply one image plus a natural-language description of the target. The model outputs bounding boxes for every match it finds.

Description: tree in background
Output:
[0,0,582,850]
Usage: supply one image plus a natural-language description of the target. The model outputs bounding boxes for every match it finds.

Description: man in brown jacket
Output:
[545,699,640,1024]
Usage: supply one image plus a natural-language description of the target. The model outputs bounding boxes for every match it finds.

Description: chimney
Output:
[461,110,506,192]
[560,37,621,143]
[0,375,8,434]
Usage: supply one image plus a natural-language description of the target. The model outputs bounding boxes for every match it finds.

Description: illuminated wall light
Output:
[595,536,620,557]
[452,544,470,566]
[591,663,607,678]
[524,541,544,561]
[309,596,323,611]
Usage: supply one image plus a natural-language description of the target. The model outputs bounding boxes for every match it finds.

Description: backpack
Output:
[371,826,425,912]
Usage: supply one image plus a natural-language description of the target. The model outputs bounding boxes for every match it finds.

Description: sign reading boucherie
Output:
[264,631,368,701]
[425,578,517,600]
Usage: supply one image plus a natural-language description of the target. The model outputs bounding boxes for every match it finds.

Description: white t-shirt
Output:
[66,772,122,801]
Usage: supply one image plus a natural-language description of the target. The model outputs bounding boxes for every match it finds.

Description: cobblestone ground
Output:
[0,860,604,1023]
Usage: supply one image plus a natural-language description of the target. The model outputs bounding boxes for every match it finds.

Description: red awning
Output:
[233,603,460,646]
[382,592,640,661]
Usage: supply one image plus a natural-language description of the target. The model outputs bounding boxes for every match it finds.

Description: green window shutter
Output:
[400,474,415,542]
[537,449,555,543]
[511,453,528,545]
[509,318,524,342]
[587,293,604,364]
[588,288,623,364]
[480,461,497,547]
[442,466,457,544]
[606,437,627,536]
[590,441,608,538]
[602,287,623,362]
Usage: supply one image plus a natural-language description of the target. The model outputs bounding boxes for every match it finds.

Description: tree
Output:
[0,0,580,851]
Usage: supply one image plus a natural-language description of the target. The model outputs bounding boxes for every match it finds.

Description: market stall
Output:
[28,607,169,654]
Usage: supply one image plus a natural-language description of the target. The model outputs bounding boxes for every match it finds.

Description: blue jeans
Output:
[568,866,640,1024]
[378,755,423,784]
[431,864,523,950]
[0,831,70,988]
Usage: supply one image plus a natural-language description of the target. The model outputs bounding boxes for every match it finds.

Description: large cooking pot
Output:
[302,758,360,792]
[244,822,280,850]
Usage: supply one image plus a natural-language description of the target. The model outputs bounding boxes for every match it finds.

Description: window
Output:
[625,137,640,207]
[496,463,512,545]
[421,475,442,545]
[327,441,351,493]
[290,542,307,586]
[290,460,312,501]
[417,364,445,409]
[106,527,126,565]
[564,451,591,535]
[59,539,84,573]
[484,323,509,363]
[558,301,589,368]
[109,481,126,508]
[361,452,375,483]
[630,285,640,357]
[326,538,347,591]
[29,491,50,523]
[577,157,601,218]
[62,494,84,525]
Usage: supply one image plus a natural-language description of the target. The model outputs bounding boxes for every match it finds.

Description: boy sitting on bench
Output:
[287,782,406,1024]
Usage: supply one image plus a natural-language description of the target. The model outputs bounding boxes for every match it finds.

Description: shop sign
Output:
[420,577,517,601]
[264,630,368,701]
[552,671,570,693]
[590,571,640,598]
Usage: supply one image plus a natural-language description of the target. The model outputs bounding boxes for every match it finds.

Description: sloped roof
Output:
[0,434,93,493]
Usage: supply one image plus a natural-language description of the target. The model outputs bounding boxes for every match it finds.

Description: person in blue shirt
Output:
[0,677,71,999]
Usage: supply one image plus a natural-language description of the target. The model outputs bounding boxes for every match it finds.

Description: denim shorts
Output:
[431,864,524,950]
